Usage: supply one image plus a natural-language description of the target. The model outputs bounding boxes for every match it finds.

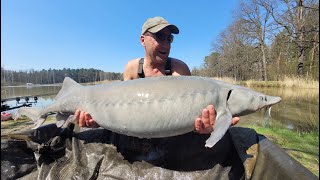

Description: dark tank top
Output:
[137,58,172,78]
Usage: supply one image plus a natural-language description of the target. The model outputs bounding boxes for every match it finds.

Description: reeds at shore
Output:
[212,76,319,89]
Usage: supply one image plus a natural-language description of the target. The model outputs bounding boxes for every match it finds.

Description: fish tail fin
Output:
[55,112,75,128]
[32,117,47,129]
[14,107,48,129]
[55,77,82,101]
[14,107,41,122]
[205,111,233,148]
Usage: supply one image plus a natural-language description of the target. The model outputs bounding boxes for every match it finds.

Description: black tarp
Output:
[1,124,317,180]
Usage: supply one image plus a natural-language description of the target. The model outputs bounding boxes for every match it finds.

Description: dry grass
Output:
[211,76,319,89]
[211,77,238,84]
[278,76,319,89]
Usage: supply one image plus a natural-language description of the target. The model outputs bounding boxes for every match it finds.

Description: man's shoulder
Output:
[170,58,188,67]
[169,58,191,76]
[126,58,141,67]
[169,58,190,70]
[123,58,141,80]
[125,58,142,71]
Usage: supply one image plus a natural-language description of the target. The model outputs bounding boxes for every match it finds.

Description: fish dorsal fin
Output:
[55,77,82,100]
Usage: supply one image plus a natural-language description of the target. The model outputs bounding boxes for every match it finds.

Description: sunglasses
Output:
[145,31,174,43]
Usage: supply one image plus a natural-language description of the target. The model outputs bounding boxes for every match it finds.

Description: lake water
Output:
[1,85,61,112]
[1,85,319,132]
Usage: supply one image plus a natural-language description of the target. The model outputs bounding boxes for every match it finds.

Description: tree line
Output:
[1,68,122,86]
[192,0,319,81]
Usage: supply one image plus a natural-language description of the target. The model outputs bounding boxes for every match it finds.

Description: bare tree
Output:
[210,20,261,80]
[309,32,319,74]
[260,0,319,77]
[236,0,274,81]
[194,0,318,80]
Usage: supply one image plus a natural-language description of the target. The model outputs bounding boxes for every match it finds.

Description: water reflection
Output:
[1,85,319,132]
[1,85,61,99]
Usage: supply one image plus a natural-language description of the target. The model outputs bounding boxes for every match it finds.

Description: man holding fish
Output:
[74,16,240,133]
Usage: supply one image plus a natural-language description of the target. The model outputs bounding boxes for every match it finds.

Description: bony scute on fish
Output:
[15,76,281,148]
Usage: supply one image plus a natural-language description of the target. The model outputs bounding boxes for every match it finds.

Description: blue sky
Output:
[1,0,239,73]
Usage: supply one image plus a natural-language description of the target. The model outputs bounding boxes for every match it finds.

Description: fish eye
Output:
[265,96,267,101]
[260,96,264,101]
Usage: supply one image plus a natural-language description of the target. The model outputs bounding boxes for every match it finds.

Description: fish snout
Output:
[258,96,282,110]
[268,96,282,105]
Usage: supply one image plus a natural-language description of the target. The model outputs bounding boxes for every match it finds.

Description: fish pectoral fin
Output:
[61,115,76,128]
[32,117,47,129]
[59,115,80,133]
[56,120,66,128]
[205,111,232,148]
[55,112,69,128]
[55,113,75,128]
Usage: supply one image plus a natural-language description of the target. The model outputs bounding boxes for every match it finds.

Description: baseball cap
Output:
[141,16,179,35]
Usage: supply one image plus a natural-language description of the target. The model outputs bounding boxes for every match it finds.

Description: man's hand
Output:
[194,105,240,134]
[74,110,100,128]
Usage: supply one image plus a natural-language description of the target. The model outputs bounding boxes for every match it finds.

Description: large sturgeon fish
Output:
[15,76,281,148]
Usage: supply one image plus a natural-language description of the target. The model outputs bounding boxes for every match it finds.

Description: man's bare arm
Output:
[123,59,138,81]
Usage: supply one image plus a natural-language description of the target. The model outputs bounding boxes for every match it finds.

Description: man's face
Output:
[141,27,173,63]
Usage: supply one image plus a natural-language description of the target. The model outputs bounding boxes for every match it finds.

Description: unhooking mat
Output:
[1,123,317,180]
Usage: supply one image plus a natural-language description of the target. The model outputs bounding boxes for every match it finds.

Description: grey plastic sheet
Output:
[1,124,317,180]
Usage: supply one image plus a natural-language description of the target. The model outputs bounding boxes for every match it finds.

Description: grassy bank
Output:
[245,125,319,177]
[1,116,56,135]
